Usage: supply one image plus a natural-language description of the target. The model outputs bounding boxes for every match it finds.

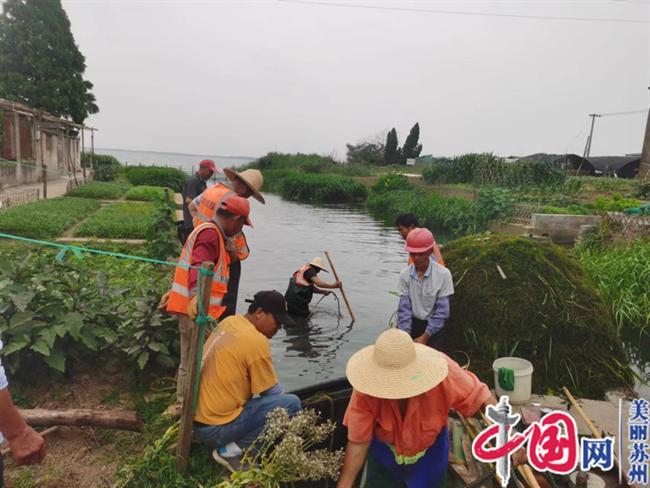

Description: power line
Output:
[599,109,648,116]
[278,0,650,24]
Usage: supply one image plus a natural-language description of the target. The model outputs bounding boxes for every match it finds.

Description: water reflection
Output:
[237,194,411,390]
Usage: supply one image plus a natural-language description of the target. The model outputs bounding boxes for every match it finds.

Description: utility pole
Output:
[583,113,601,158]
[639,86,650,180]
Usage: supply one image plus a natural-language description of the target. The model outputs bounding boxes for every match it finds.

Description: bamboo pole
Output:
[479,411,542,488]
[562,386,637,488]
[176,261,214,473]
[324,251,355,322]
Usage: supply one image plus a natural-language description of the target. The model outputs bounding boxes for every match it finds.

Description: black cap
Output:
[245,290,296,327]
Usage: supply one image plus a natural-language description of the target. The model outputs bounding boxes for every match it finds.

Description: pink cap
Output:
[199,159,216,172]
[221,194,253,227]
[404,228,434,253]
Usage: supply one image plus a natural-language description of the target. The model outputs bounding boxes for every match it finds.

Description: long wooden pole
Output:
[562,386,637,488]
[480,411,542,488]
[176,261,214,473]
[324,251,355,322]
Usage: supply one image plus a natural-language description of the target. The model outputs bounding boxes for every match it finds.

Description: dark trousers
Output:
[222,259,241,318]
[411,318,447,352]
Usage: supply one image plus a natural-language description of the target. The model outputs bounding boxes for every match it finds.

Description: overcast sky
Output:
[61,0,649,159]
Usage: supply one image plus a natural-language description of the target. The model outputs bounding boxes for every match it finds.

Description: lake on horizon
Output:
[96,148,257,173]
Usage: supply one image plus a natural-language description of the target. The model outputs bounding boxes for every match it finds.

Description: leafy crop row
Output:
[75,203,156,239]
[69,181,128,200]
[0,197,101,239]
[125,185,169,202]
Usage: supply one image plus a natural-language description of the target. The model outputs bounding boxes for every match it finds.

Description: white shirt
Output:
[398,261,454,320]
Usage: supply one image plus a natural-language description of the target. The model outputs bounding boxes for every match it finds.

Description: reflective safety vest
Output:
[193,183,250,261]
[407,242,445,267]
[166,222,231,319]
[284,265,314,316]
[293,264,312,287]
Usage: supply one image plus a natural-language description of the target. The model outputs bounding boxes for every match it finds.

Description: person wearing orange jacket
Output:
[160,194,254,415]
[188,168,265,318]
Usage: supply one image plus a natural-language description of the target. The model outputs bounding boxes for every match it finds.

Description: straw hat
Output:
[346,329,449,399]
[223,168,265,204]
[309,257,328,272]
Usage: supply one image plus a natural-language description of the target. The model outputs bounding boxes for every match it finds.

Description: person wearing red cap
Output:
[397,228,454,351]
[160,193,253,416]
[180,159,216,244]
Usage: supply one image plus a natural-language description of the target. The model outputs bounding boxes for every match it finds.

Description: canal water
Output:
[237,194,412,391]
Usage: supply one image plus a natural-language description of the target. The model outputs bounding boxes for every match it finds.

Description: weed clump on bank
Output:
[366,174,515,235]
[443,234,632,399]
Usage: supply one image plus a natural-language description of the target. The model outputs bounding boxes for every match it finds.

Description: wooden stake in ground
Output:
[324,251,355,323]
[176,261,214,473]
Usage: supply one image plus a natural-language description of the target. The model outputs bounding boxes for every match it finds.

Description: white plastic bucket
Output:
[492,357,534,404]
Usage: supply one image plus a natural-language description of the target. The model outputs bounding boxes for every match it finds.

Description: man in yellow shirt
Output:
[193,290,301,472]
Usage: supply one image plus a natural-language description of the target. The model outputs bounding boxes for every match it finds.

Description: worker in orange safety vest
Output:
[188,168,264,318]
[159,194,254,415]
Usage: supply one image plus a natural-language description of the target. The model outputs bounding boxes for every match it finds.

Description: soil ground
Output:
[2,366,171,488]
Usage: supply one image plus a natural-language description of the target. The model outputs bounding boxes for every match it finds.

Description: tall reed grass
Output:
[575,240,650,338]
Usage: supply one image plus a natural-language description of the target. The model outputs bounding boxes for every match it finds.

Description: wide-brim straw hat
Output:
[223,168,266,204]
[346,329,448,399]
[309,256,328,272]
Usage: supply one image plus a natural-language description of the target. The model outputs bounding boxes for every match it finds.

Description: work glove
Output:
[157,291,170,310]
[187,295,199,320]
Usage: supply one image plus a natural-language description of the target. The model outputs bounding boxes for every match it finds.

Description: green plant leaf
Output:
[30,339,51,357]
[43,347,66,373]
[1,338,30,355]
[9,311,35,328]
[137,351,149,370]
[64,312,84,340]
[37,328,57,349]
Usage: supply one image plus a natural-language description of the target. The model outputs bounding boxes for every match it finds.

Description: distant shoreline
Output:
[96,147,258,160]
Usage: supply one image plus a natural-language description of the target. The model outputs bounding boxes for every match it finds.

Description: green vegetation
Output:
[82,153,122,181]
[422,153,565,188]
[265,170,367,204]
[0,197,101,239]
[122,166,187,192]
[252,151,373,176]
[0,248,177,375]
[345,123,422,165]
[366,174,514,235]
[125,185,169,202]
[145,195,181,260]
[444,234,632,398]
[575,239,650,339]
[75,202,156,239]
[69,181,128,200]
[0,0,97,123]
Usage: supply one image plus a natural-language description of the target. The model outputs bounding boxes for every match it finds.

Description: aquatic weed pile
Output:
[443,234,632,399]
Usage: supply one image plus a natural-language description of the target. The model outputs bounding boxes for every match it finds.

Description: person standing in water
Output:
[284,257,341,316]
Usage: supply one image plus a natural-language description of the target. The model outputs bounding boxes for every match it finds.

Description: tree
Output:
[401,122,423,164]
[0,0,98,123]
[346,141,385,165]
[384,128,399,165]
